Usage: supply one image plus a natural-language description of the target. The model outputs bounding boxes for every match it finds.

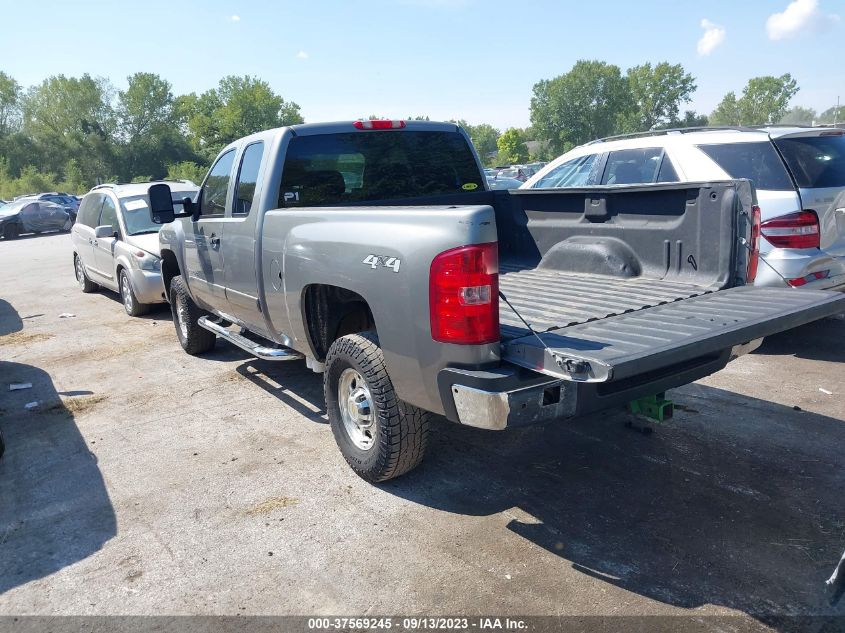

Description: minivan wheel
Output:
[74,254,98,293]
[324,332,430,482]
[169,275,216,355]
[3,223,19,240]
[119,269,150,317]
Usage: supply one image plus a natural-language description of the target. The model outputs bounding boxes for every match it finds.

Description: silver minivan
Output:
[72,181,198,315]
[524,127,845,291]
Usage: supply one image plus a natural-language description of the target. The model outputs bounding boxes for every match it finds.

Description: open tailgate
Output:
[502,286,845,382]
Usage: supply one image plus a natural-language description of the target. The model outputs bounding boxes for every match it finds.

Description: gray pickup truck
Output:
[147,120,845,482]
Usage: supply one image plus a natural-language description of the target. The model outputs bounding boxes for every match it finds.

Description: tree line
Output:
[0,62,841,198]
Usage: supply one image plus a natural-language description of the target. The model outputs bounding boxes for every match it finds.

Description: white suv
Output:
[524,127,845,291]
[72,181,198,316]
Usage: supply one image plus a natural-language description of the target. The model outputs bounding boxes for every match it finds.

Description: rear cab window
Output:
[279,131,483,207]
[773,133,845,189]
[697,141,794,191]
[233,142,264,215]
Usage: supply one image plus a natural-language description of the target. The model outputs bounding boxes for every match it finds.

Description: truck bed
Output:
[498,263,716,340]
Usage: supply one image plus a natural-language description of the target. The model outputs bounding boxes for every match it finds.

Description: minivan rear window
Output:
[279,131,483,206]
[697,142,794,191]
[774,134,845,189]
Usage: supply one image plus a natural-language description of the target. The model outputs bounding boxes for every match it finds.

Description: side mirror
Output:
[94,225,116,239]
[149,183,175,224]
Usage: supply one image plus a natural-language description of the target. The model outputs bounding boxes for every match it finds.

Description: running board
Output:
[198,316,304,361]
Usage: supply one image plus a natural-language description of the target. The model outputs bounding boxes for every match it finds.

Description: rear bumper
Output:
[438,344,748,430]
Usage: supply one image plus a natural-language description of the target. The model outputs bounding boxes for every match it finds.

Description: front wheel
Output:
[119,270,150,317]
[169,275,216,355]
[325,332,430,482]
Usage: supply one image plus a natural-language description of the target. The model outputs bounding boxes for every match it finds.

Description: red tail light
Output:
[787,270,830,287]
[747,204,761,284]
[760,210,820,249]
[353,120,406,130]
[430,243,499,344]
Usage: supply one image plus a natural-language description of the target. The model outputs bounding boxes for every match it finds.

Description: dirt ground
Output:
[1,232,844,632]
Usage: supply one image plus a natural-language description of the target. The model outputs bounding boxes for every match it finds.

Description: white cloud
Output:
[697,19,726,56]
[296,51,308,60]
[766,0,840,40]
[230,14,240,22]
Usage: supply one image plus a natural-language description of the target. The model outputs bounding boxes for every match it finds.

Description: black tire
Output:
[119,269,150,317]
[169,275,216,355]
[3,223,19,240]
[324,332,430,482]
[74,253,98,293]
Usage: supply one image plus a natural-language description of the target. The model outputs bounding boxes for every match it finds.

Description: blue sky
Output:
[0,0,842,129]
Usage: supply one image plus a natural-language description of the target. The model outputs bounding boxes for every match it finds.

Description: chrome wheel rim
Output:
[75,256,85,287]
[338,368,375,450]
[121,274,133,313]
[175,300,189,339]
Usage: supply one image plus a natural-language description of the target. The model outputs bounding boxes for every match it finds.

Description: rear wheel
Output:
[169,275,216,355]
[119,269,150,317]
[324,332,430,482]
[74,254,98,293]
[3,223,19,240]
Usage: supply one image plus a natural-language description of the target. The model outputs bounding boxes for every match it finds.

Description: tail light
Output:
[353,120,406,130]
[429,242,499,344]
[760,210,820,249]
[747,204,761,284]
[787,270,830,287]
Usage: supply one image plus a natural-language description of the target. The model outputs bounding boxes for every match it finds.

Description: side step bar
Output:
[198,316,304,362]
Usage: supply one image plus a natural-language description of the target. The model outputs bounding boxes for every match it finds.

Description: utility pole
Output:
[835,96,840,126]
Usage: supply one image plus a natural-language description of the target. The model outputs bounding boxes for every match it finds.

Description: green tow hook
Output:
[625,393,674,434]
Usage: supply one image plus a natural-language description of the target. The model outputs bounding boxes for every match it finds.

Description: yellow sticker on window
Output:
[462,182,478,191]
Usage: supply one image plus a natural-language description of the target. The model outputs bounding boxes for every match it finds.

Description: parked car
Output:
[0,199,72,240]
[71,181,199,315]
[524,126,845,291]
[497,166,530,182]
[486,175,523,190]
[144,120,844,482]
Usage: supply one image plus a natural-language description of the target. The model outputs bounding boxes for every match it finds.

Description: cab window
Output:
[201,149,236,216]
[233,142,264,215]
[78,194,104,227]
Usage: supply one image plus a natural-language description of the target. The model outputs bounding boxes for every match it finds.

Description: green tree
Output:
[496,128,529,165]
[779,106,817,126]
[656,110,709,130]
[116,72,193,180]
[817,104,843,124]
[166,161,208,185]
[21,73,116,183]
[0,71,21,136]
[623,62,696,132]
[180,76,303,160]
[709,92,742,126]
[530,60,632,155]
[711,75,799,126]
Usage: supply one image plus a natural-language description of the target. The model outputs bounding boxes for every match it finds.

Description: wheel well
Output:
[302,284,375,361]
[160,250,180,298]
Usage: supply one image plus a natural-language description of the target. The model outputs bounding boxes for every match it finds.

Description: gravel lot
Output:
[1,232,844,630]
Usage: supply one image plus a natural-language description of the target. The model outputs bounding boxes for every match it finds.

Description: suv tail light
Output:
[760,210,820,249]
[747,204,761,284]
[430,242,499,344]
[353,120,406,130]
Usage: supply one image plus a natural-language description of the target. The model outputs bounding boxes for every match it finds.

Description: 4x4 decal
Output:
[362,254,401,273]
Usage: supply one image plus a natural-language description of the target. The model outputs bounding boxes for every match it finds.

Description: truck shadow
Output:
[0,300,116,595]
[383,384,845,628]
[754,316,845,363]
[235,360,327,424]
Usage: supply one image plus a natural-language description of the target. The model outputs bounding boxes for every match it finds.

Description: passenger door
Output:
[72,193,104,276]
[91,194,120,285]
[184,149,236,308]
[222,141,265,326]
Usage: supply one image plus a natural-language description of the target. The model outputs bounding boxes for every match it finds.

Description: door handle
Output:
[210,234,220,247]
